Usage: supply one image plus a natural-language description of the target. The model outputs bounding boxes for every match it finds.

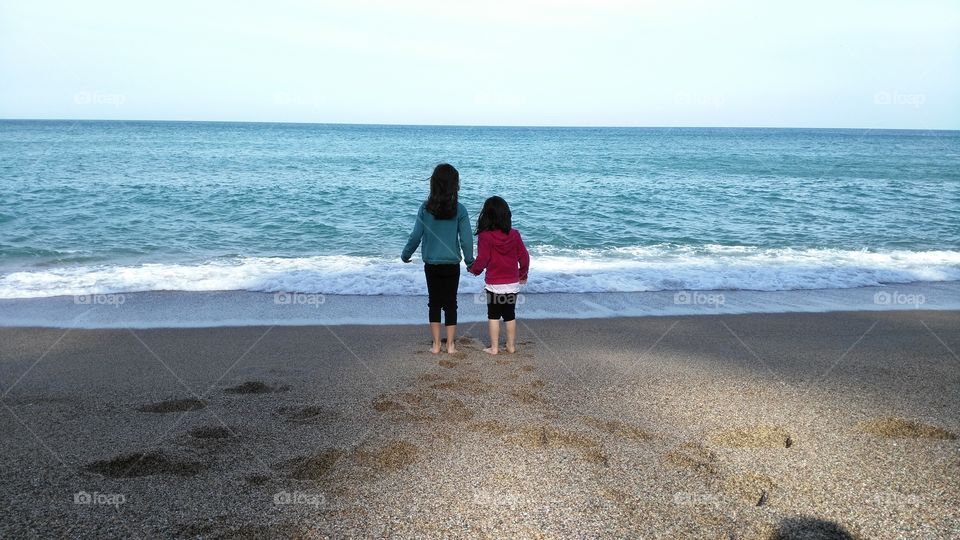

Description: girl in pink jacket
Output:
[467,196,530,355]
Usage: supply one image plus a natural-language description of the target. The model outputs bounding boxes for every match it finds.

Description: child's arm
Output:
[517,231,530,283]
[458,207,475,267]
[400,206,425,263]
[468,233,490,275]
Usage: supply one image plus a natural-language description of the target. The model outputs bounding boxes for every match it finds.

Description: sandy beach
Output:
[1,310,958,538]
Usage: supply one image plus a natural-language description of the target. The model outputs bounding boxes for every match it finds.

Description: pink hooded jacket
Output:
[467,229,530,285]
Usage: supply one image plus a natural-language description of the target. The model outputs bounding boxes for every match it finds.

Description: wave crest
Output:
[1,246,959,299]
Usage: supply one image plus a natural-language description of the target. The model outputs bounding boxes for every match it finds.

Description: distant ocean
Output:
[2,120,959,300]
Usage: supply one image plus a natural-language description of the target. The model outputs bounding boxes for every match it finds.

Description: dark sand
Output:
[0,311,958,538]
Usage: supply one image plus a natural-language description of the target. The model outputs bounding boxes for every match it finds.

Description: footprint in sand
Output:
[244,473,272,485]
[138,398,207,413]
[373,398,405,415]
[722,472,776,507]
[665,442,720,475]
[518,365,536,372]
[429,377,492,395]
[857,417,956,440]
[470,421,608,466]
[583,417,652,441]
[272,448,345,480]
[666,439,779,508]
[508,424,608,466]
[351,440,419,470]
[224,381,290,394]
[438,399,475,422]
[706,425,793,448]
[372,391,472,422]
[510,388,546,405]
[372,392,424,413]
[395,390,441,406]
[84,450,208,477]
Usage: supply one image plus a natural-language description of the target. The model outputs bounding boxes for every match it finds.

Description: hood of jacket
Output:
[480,229,519,255]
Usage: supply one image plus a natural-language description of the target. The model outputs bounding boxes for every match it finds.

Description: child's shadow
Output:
[769,517,855,540]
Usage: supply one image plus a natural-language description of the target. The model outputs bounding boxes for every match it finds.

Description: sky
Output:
[1,0,958,128]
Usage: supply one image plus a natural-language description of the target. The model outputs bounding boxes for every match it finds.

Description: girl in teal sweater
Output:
[401,164,475,354]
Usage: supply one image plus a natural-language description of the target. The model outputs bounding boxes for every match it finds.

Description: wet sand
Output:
[1,310,958,538]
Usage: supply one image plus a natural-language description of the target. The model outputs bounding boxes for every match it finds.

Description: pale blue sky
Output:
[1,0,957,128]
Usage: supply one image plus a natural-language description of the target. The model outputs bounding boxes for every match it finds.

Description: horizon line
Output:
[1,117,957,132]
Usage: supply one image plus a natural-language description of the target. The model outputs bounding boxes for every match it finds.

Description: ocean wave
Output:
[1,246,959,299]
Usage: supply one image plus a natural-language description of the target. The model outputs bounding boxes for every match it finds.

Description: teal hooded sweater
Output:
[401,202,475,266]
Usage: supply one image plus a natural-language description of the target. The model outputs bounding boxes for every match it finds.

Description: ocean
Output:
[2,120,959,310]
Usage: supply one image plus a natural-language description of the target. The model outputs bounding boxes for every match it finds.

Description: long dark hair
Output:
[424,163,459,220]
[475,196,512,235]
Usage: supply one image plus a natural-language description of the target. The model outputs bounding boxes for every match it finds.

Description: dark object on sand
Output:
[224,381,289,394]
[137,398,207,413]
[769,516,856,540]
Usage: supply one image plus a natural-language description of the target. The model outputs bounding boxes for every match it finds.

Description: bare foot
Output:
[506,345,516,354]
[483,347,498,355]
[430,343,441,354]
[447,345,457,354]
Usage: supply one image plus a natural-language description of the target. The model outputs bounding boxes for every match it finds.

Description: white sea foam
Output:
[1,246,959,299]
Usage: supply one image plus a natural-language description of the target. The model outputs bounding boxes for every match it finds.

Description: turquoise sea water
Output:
[1,120,958,298]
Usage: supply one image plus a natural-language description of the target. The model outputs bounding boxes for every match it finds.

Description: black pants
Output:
[424,263,460,326]
[486,291,518,321]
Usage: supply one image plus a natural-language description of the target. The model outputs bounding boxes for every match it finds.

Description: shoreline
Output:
[0,307,957,331]
[1,310,957,537]
[1,281,957,328]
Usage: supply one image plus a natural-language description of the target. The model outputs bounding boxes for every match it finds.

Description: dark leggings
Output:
[486,291,517,322]
[424,263,460,326]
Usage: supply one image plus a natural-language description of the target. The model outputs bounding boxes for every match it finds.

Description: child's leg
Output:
[429,322,442,354]
[483,290,500,354]
[484,319,500,355]
[442,265,459,354]
[504,293,518,353]
[445,324,457,354]
[425,264,442,354]
[505,320,517,353]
